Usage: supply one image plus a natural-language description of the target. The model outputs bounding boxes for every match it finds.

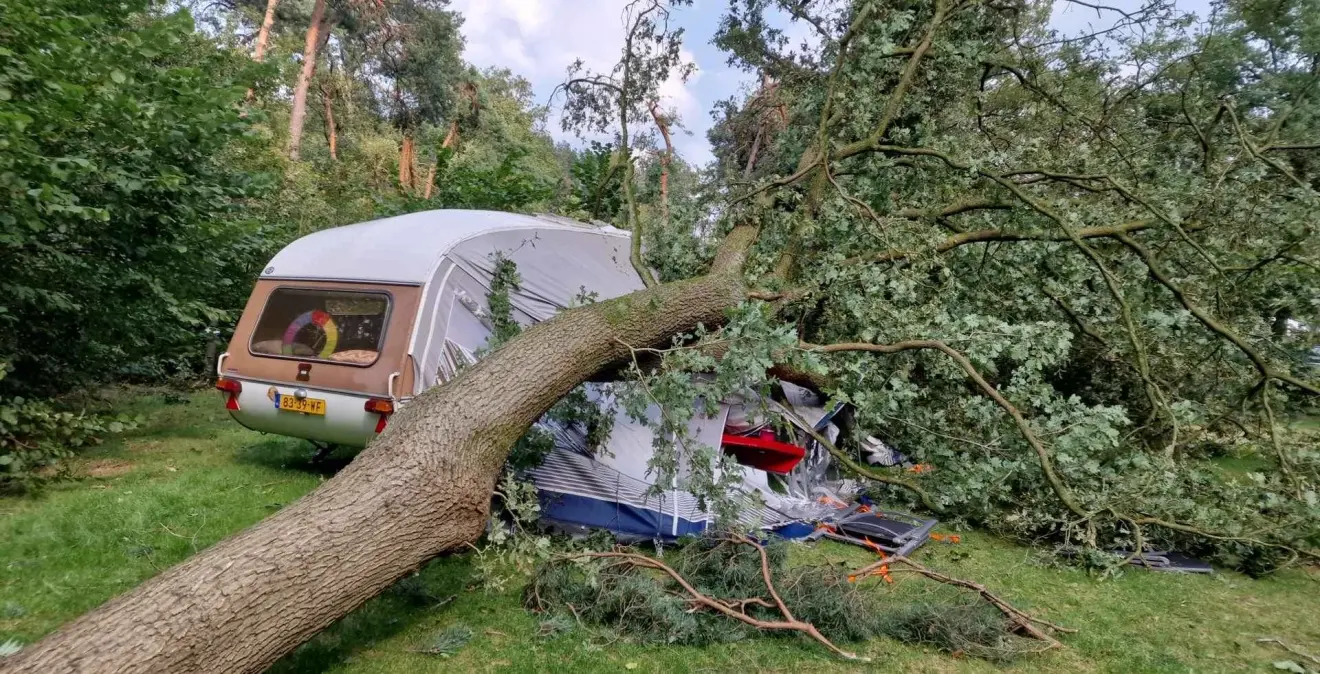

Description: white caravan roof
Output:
[260,209,630,285]
[259,209,646,393]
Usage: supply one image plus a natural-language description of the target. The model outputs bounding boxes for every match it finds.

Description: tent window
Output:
[249,287,391,366]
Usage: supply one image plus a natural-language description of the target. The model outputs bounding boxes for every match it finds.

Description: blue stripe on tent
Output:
[538,490,708,539]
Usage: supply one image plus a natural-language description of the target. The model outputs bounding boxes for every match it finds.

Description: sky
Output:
[448,0,1212,166]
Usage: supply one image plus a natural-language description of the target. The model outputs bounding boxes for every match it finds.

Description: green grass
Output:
[3,390,1320,672]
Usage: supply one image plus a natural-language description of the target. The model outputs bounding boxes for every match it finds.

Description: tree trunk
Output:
[252,0,280,62]
[423,121,460,200]
[744,122,765,178]
[245,0,280,102]
[321,85,338,161]
[649,102,673,226]
[0,231,755,673]
[398,134,416,192]
[286,0,328,161]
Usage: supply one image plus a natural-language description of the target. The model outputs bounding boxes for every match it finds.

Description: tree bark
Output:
[649,102,673,226]
[286,0,328,161]
[399,134,416,192]
[252,0,280,62]
[321,85,338,161]
[0,231,755,673]
[423,121,460,199]
[245,0,280,102]
[744,123,765,178]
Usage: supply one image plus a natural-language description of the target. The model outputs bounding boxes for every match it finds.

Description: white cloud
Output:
[450,0,1213,169]
[654,48,708,161]
[452,0,625,90]
[450,0,715,163]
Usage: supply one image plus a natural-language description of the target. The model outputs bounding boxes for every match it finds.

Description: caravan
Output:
[218,210,855,539]
[216,209,645,447]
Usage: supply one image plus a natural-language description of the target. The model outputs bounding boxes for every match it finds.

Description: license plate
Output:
[276,395,326,416]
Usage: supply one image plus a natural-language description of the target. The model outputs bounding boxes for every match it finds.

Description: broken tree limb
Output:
[851,555,1072,647]
[801,339,1088,518]
[800,338,1320,562]
[563,543,866,661]
[772,401,945,513]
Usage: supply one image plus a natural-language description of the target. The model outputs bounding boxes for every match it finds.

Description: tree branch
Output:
[835,1,950,158]
[894,198,1012,219]
[773,401,945,513]
[1264,143,1320,152]
[852,555,1071,646]
[565,547,864,660]
[1113,232,1320,396]
[842,218,1159,265]
[800,339,1088,517]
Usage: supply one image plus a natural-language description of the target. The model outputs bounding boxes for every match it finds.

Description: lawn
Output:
[2,390,1318,672]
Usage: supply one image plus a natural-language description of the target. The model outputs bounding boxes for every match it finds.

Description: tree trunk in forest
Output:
[245,0,280,102]
[286,0,328,161]
[424,82,478,199]
[422,162,437,199]
[649,102,673,226]
[399,134,416,192]
[0,229,757,674]
[252,0,280,62]
[422,121,459,200]
[321,85,338,161]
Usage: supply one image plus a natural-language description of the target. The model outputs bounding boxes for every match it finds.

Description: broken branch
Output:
[566,549,864,660]
[852,555,1071,647]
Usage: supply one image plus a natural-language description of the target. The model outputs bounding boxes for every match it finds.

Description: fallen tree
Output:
[0,239,756,672]
[6,0,1320,670]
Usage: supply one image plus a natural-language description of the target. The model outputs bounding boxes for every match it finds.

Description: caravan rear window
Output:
[249,288,391,366]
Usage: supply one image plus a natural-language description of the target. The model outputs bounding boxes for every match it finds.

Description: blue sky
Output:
[449,0,1211,165]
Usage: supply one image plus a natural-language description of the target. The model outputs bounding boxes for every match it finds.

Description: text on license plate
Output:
[276,395,326,415]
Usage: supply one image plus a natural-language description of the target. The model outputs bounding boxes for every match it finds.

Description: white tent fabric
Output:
[411,221,644,392]
[528,387,819,539]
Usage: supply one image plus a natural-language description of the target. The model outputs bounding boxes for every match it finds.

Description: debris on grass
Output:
[536,613,576,639]
[1260,637,1320,669]
[525,534,1063,662]
[412,625,472,657]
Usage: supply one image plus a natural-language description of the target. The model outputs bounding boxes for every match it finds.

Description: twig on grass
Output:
[562,545,867,661]
[1258,637,1320,666]
[851,555,1072,647]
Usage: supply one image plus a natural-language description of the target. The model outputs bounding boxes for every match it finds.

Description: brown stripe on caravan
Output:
[224,279,421,397]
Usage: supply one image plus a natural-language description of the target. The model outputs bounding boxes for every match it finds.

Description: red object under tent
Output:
[720,429,807,474]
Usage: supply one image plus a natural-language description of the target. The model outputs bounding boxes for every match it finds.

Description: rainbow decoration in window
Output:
[282,310,339,358]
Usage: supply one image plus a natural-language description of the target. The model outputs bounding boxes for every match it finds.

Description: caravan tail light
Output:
[215,378,242,411]
[365,398,394,433]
